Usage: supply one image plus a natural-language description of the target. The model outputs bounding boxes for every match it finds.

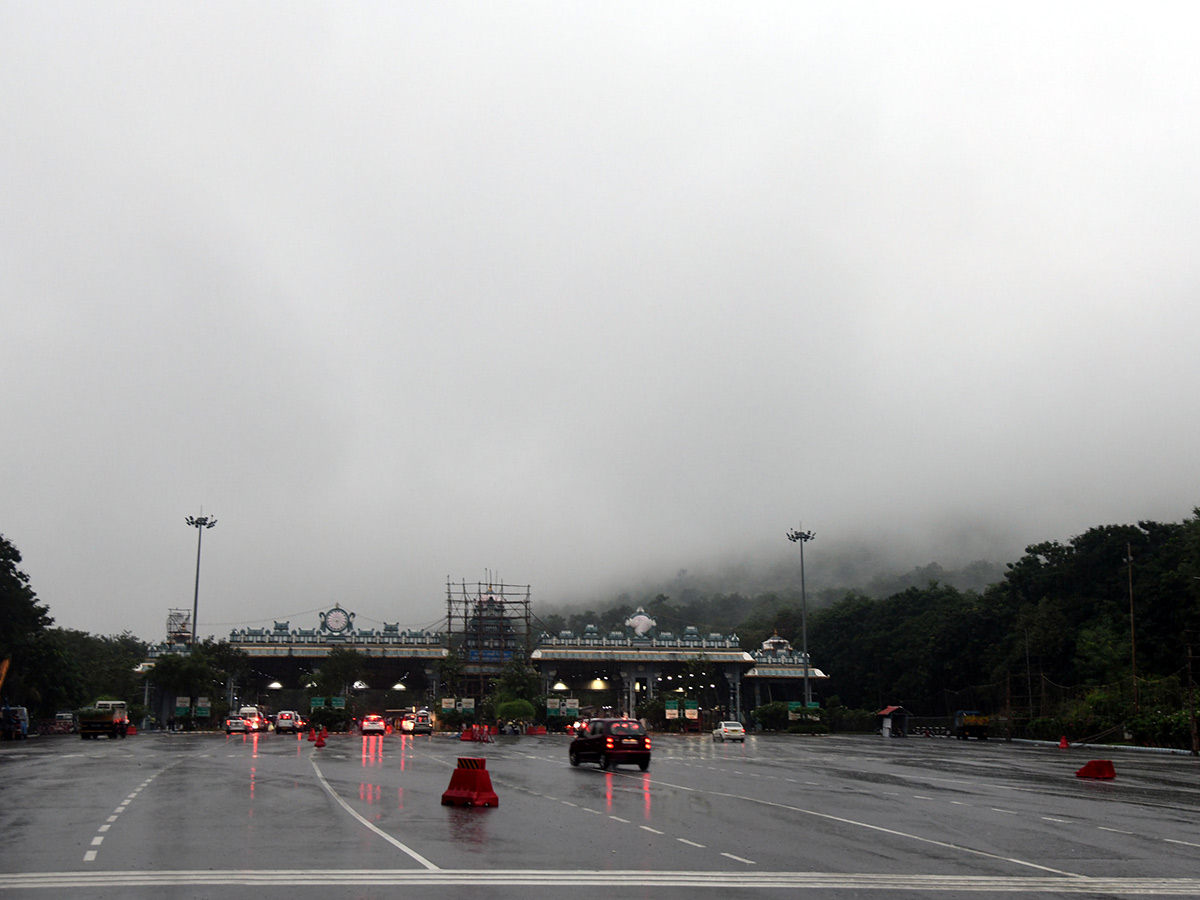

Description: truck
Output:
[1,706,29,740]
[77,700,129,740]
[953,710,990,740]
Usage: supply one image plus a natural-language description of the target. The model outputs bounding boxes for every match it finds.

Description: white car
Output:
[712,721,746,742]
[360,714,387,735]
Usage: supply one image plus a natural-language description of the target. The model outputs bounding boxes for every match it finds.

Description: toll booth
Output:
[877,705,910,738]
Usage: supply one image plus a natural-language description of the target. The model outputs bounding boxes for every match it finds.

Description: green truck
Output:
[77,700,129,740]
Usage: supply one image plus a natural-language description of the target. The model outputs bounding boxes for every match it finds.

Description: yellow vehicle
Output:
[954,710,990,740]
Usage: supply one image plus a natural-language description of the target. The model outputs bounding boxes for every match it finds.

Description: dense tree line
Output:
[1,533,150,719]
[544,512,1200,741]
[6,510,1199,743]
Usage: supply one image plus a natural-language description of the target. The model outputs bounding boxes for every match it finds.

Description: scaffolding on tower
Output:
[445,575,532,702]
[166,609,192,644]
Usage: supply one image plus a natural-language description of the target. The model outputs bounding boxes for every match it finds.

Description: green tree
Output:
[751,701,790,731]
[436,649,464,696]
[312,648,366,698]
[53,629,148,706]
[0,533,58,713]
[493,658,540,705]
[151,640,248,721]
[496,698,535,723]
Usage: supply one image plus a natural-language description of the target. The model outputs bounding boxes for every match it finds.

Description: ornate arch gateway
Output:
[148,604,447,715]
[148,601,828,725]
[530,608,828,724]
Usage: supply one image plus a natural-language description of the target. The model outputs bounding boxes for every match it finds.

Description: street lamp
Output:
[786,526,816,708]
[185,513,217,645]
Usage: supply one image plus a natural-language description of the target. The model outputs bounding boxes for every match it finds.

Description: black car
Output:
[568,718,651,771]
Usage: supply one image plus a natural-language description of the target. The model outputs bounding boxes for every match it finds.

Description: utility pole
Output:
[185,514,217,646]
[1127,543,1138,713]
[1188,633,1198,757]
[786,526,816,708]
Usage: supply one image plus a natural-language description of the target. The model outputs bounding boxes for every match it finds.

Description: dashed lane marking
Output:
[721,852,756,865]
[83,768,169,863]
[677,839,705,848]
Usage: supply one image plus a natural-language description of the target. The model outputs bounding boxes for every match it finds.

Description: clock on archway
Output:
[320,606,353,634]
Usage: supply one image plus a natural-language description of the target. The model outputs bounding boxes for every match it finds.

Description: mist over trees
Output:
[6,510,1200,746]
[542,512,1200,742]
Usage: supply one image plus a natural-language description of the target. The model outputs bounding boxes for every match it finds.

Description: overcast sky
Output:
[4,4,1198,643]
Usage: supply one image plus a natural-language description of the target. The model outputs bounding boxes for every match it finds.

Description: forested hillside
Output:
[543,511,1200,744]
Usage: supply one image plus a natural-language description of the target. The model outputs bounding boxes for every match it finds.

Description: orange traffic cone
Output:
[441,757,499,807]
[307,728,316,742]
[1058,736,1069,749]
[315,729,326,748]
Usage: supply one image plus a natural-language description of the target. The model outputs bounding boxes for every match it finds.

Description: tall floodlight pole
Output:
[1127,542,1138,714]
[786,526,816,708]
[185,514,217,645]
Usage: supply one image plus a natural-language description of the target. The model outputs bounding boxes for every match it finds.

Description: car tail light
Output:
[605,737,615,750]
[645,737,651,749]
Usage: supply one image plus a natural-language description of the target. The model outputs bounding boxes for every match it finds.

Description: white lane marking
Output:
[1165,838,1200,848]
[10,871,1200,892]
[640,826,664,834]
[913,795,933,800]
[609,816,630,823]
[677,838,705,848]
[643,775,1079,877]
[106,816,118,823]
[90,837,103,846]
[991,808,1018,815]
[562,801,578,807]
[582,808,602,815]
[1042,817,1071,824]
[82,851,98,862]
[951,801,969,806]
[721,852,755,865]
[1099,826,1134,835]
[310,760,438,870]
[98,825,111,833]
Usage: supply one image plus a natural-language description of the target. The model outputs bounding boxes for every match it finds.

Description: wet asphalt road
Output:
[3,729,1200,898]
